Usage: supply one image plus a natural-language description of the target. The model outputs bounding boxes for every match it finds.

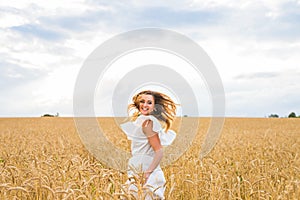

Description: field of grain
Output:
[0,117,299,199]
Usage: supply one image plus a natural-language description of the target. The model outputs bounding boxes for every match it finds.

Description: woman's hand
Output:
[144,170,152,183]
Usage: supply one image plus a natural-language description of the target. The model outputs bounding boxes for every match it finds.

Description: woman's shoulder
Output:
[135,114,159,123]
[135,115,161,131]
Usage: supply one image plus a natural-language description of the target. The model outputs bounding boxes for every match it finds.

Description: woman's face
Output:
[138,94,155,115]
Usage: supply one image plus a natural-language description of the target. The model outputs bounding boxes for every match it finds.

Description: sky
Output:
[1,0,300,117]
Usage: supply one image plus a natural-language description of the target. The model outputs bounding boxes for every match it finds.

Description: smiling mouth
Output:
[142,107,149,111]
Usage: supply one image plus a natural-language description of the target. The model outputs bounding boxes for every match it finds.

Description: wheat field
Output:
[0,117,299,199]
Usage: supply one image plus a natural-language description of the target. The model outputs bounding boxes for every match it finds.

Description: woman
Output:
[121,90,177,199]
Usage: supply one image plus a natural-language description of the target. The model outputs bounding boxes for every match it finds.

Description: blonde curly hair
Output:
[128,90,177,131]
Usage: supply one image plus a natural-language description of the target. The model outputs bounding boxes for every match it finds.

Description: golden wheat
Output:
[0,117,299,199]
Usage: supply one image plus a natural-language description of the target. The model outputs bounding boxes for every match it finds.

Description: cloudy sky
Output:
[1,0,300,117]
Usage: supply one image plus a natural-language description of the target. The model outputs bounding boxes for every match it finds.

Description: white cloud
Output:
[1,0,300,117]
[0,12,29,28]
[225,68,300,117]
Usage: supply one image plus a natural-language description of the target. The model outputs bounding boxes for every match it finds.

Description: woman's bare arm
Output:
[142,120,163,179]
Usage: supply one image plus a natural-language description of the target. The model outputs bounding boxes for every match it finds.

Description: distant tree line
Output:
[41,112,59,117]
[268,112,300,118]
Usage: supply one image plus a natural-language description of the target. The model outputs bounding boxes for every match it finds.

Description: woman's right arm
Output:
[142,120,163,180]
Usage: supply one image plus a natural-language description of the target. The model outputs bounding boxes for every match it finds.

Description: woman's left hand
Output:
[144,171,152,183]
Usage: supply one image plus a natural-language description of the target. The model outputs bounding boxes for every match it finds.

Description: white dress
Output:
[121,115,176,199]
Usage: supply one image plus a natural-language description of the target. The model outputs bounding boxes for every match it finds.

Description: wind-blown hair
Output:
[128,90,177,131]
